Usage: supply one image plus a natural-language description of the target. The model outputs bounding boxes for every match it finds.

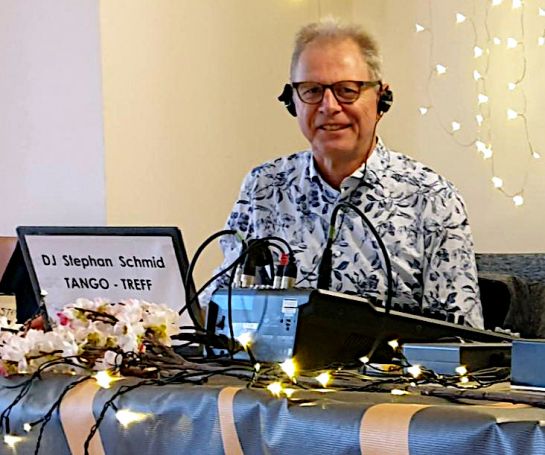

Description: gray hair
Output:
[290,18,383,81]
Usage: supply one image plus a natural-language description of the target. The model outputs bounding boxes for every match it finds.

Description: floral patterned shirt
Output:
[215,138,484,328]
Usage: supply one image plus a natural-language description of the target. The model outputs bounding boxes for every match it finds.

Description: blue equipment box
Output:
[403,342,511,375]
[511,339,545,391]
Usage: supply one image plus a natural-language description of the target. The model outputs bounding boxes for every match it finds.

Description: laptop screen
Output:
[16,226,201,329]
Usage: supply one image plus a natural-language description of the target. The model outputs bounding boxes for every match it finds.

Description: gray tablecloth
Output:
[1,375,545,454]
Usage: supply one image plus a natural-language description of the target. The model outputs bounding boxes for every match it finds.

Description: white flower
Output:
[94,350,122,370]
[0,298,181,376]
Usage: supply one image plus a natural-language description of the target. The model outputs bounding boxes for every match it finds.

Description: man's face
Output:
[292,38,380,165]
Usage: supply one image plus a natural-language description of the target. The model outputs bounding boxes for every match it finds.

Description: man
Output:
[216,19,484,329]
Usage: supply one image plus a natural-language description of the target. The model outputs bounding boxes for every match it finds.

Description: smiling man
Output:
[217,19,484,328]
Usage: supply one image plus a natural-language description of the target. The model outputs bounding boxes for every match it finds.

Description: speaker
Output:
[377,88,393,114]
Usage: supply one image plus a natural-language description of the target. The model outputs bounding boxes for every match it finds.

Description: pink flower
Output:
[57,312,70,326]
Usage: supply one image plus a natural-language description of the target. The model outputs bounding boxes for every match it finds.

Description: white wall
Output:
[0,0,106,236]
[353,0,545,252]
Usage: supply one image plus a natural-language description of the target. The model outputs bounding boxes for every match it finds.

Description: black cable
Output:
[184,229,242,305]
[184,235,293,312]
[295,164,369,287]
[178,252,243,318]
[263,236,294,257]
[178,234,295,358]
[178,238,268,356]
[182,229,244,328]
[318,201,394,315]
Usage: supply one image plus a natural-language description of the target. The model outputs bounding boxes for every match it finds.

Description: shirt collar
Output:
[308,151,321,182]
[347,136,390,186]
[308,136,391,187]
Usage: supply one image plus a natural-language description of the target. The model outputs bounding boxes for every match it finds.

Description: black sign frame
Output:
[16,225,201,329]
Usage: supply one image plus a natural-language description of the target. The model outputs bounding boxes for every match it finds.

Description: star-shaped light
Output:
[435,64,447,74]
[491,176,504,188]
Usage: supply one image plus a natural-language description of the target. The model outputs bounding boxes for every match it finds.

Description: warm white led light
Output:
[254,362,261,372]
[283,387,296,398]
[236,332,253,349]
[507,108,518,120]
[415,23,425,33]
[267,382,283,397]
[492,0,503,5]
[493,37,502,45]
[359,356,370,364]
[455,366,468,375]
[473,46,484,58]
[512,0,522,9]
[538,37,545,46]
[492,176,504,188]
[23,423,32,433]
[513,195,524,206]
[315,372,331,388]
[482,147,493,159]
[476,141,486,152]
[387,339,399,350]
[391,389,410,396]
[478,94,489,104]
[476,114,484,126]
[435,64,447,74]
[94,370,121,389]
[533,151,541,159]
[456,13,466,23]
[279,358,297,379]
[473,70,482,80]
[507,37,518,49]
[407,365,422,378]
[460,376,470,384]
[115,409,149,428]
[3,435,23,449]
[451,121,461,132]
[419,107,429,115]
[540,7,545,16]
[507,82,517,90]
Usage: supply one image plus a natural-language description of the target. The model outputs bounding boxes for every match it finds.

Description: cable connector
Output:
[273,253,289,289]
[280,254,297,289]
[240,254,256,287]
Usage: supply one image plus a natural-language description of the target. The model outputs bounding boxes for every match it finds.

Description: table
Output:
[1,375,545,455]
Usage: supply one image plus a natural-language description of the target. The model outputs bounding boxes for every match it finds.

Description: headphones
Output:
[277,83,394,118]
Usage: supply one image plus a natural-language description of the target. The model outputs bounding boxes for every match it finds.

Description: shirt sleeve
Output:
[421,191,484,329]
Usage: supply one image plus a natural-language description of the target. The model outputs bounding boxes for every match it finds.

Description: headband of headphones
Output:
[277,83,393,117]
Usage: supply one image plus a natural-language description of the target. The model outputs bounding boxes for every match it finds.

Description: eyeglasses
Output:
[292,80,381,104]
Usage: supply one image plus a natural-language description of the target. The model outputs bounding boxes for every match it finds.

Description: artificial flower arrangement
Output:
[0,298,182,377]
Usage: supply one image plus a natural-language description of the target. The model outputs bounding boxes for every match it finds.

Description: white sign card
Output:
[17,228,198,330]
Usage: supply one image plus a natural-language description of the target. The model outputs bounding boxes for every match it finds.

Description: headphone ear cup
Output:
[377,89,393,114]
[278,84,297,117]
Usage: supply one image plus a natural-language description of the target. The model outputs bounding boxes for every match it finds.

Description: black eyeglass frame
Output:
[291,80,382,104]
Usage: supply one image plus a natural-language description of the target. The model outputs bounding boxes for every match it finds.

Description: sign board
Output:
[16,226,200,329]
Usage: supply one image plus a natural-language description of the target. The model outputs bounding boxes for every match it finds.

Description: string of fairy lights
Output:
[0,342,510,452]
[416,0,543,206]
